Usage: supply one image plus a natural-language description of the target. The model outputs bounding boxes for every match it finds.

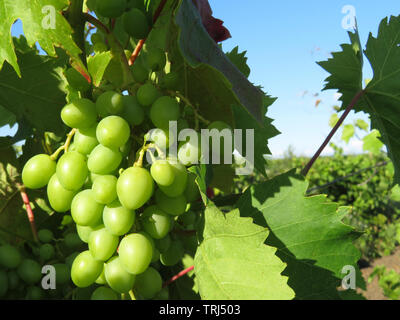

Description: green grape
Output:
[37,229,53,243]
[120,139,132,158]
[96,116,130,149]
[88,227,119,261]
[159,160,188,197]
[146,128,174,151]
[88,145,122,175]
[95,266,106,285]
[74,126,99,155]
[117,167,154,210]
[7,270,20,290]
[56,151,88,191]
[22,154,56,189]
[92,175,118,205]
[179,210,197,226]
[123,8,150,39]
[39,244,55,261]
[154,286,169,300]
[47,174,77,212]
[152,247,160,263]
[77,224,102,243]
[150,96,180,130]
[103,200,135,236]
[73,285,96,300]
[0,270,8,298]
[136,83,160,106]
[122,95,145,126]
[177,118,190,131]
[178,133,202,166]
[96,91,125,117]
[64,233,85,249]
[160,240,184,266]
[184,172,200,202]
[146,48,166,71]
[155,189,187,216]
[25,286,44,300]
[96,0,127,18]
[17,259,42,284]
[130,63,148,83]
[71,190,104,226]
[0,245,22,269]
[141,205,172,239]
[118,233,153,275]
[65,252,79,269]
[71,251,103,288]
[54,264,70,285]
[61,98,97,129]
[65,67,90,92]
[155,234,171,254]
[91,286,119,300]
[134,267,162,299]
[160,71,179,90]
[104,256,136,293]
[127,0,145,10]
[151,160,175,187]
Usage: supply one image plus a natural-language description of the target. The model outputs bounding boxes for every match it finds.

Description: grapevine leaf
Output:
[363,130,384,155]
[329,113,339,128]
[87,51,113,87]
[236,171,364,299]
[0,105,16,128]
[0,37,67,135]
[194,205,295,300]
[0,0,82,76]
[225,46,251,78]
[342,124,355,143]
[355,119,369,131]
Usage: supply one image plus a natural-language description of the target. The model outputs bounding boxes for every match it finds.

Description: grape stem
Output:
[301,90,365,177]
[128,0,168,66]
[134,143,165,167]
[50,129,77,161]
[163,265,195,288]
[17,183,39,243]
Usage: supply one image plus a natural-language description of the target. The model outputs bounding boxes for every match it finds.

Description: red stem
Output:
[128,0,168,66]
[18,184,39,242]
[163,266,195,288]
[301,90,365,177]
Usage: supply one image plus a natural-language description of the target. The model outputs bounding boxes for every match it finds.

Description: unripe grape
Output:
[61,98,97,129]
[104,256,136,293]
[123,8,150,39]
[155,234,171,254]
[118,233,153,275]
[25,286,44,300]
[22,154,56,189]
[184,172,200,202]
[91,286,119,300]
[96,91,125,117]
[151,160,175,187]
[160,71,179,90]
[65,67,90,92]
[127,0,145,10]
[76,224,102,244]
[88,145,122,175]
[74,125,99,155]
[96,116,130,149]
[56,151,88,191]
[64,233,85,249]
[136,83,160,106]
[71,251,103,288]
[88,227,119,261]
[178,132,202,166]
[117,167,154,210]
[96,0,127,18]
[141,205,172,239]
[71,190,104,226]
[160,240,184,267]
[95,266,106,285]
[54,264,70,285]
[38,229,53,243]
[47,174,77,212]
[146,48,166,71]
[0,245,22,269]
[155,189,187,216]
[134,267,162,299]
[159,160,188,197]
[7,271,20,290]
[39,244,55,261]
[17,259,42,284]
[122,95,145,126]
[146,128,174,151]
[103,200,135,236]
[130,63,148,83]
[92,175,118,205]
[150,96,180,130]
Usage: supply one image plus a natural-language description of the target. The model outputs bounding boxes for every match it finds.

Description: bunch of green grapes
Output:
[20,0,233,301]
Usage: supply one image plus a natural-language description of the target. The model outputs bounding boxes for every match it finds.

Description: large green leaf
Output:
[318,16,400,184]
[0,0,82,76]
[0,37,67,135]
[194,205,295,300]
[236,171,363,299]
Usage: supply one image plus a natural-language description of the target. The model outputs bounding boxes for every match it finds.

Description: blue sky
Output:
[1,1,400,157]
